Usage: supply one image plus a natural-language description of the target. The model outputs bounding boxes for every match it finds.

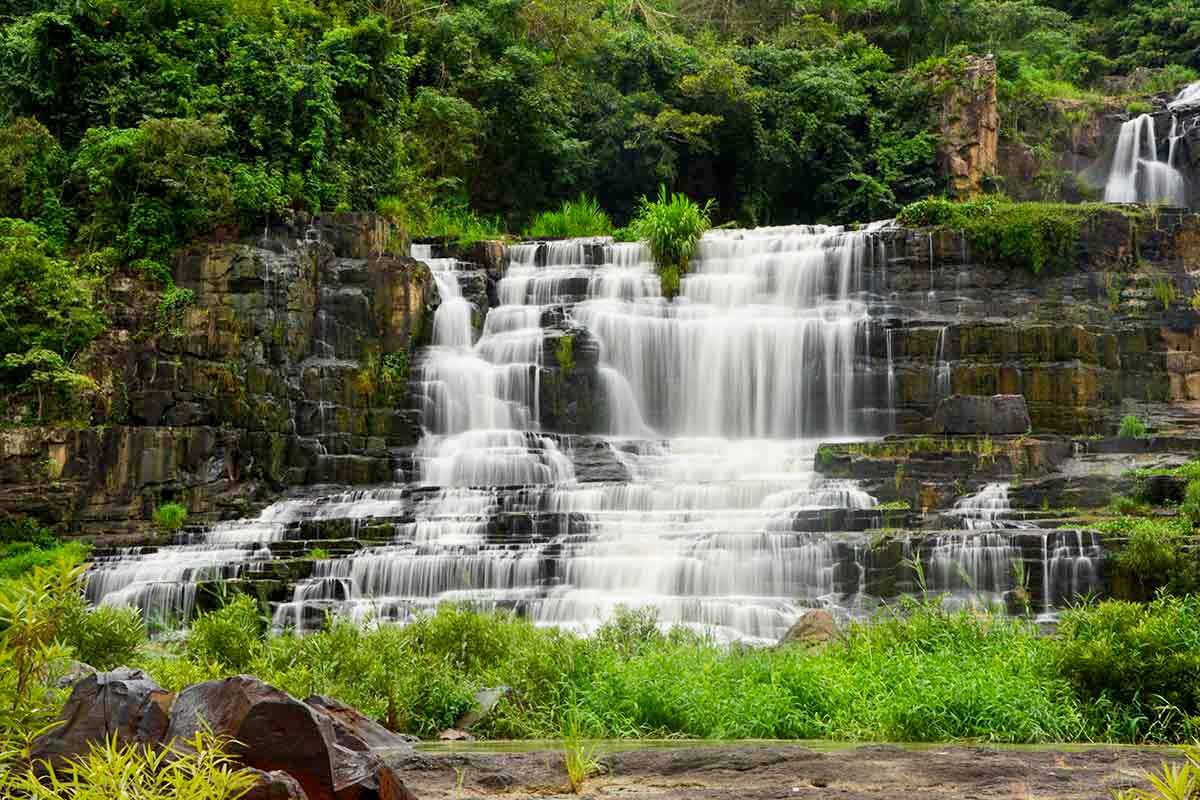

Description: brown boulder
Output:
[779,609,840,646]
[307,694,417,751]
[31,668,173,770]
[167,676,416,800]
[245,769,309,800]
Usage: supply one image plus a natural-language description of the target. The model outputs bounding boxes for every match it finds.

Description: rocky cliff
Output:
[0,215,437,541]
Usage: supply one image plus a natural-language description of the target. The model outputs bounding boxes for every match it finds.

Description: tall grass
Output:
[525,196,613,238]
[629,187,713,297]
[416,204,506,246]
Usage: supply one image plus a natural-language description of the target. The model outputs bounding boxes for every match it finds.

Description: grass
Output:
[0,540,88,581]
[127,600,1187,744]
[417,205,507,246]
[525,196,613,239]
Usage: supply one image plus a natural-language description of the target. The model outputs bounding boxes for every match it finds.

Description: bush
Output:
[525,196,613,238]
[1053,596,1200,742]
[629,187,714,298]
[59,604,146,670]
[1183,479,1200,527]
[1099,516,1199,598]
[186,595,264,671]
[152,503,188,535]
[896,198,1117,275]
[0,541,87,581]
[1120,414,1149,439]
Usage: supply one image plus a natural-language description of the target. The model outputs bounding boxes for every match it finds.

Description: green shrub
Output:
[896,198,1117,275]
[0,541,88,581]
[1053,595,1200,742]
[629,187,714,298]
[1183,479,1200,527]
[0,517,56,551]
[186,595,264,671]
[525,196,613,238]
[1108,494,1150,516]
[1120,414,1149,439]
[152,503,189,535]
[1099,516,1198,599]
[59,604,146,670]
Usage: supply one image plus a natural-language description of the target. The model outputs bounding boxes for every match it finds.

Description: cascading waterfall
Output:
[85,225,1107,642]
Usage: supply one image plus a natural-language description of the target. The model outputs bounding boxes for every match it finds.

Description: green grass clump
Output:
[0,540,87,581]
[153,502,188,535]
[896,197,1133,275]
[1120,414,1149,439]
[629,187,714,298]
[417,205,506,247]
[525,196,613,239]
[1097,515,1199,599]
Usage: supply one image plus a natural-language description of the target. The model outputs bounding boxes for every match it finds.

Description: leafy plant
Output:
[1119,414,1148,439]
[157,286,196,337]
[7,730,258,800]
[1114,746,1200,800]
[153,503,188,536]
[630,187,713,298]
[59,605,146,670]
[186,594,264,672]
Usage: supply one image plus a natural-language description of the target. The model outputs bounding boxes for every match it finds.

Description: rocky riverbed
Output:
[394,742,1173,799]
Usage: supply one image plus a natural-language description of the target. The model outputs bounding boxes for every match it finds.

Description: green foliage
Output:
[0,518,56,552]
[1152,277,1178,311]
[526,196,613,238]
[897,197,1114,274]
[156,287,196,338]
[380,351,410,403]
[1098,516,1199,599]
[186,595,264,672]
[305,548,330,560]
[59,605,146,670]
[1114,745,1200,800]
[417,206,506,246]
[1053,595,1200,742]
[1120,414,1149,439]
[152,503,189,536]
[1184,479,1200,527]
[0,542,88,582]
[630,187,713,298]
[4,730,257,800]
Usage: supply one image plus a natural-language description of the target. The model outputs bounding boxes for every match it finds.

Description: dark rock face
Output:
[934,394,1032,435]
[169,676,416,800]
[31,668,173,769]
[307,694,416,752]
[0,215,436,542]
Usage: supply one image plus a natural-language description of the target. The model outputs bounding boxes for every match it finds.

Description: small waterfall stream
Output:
[1103,82,1199,205]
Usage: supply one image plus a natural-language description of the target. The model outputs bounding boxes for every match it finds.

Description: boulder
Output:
[31,668,173,770]
[934,394,1031,435]
[52,660,98,690]
[168,676,416,800]
[779,609,839,646]
[306,694,417,750]
[245,769,310,800]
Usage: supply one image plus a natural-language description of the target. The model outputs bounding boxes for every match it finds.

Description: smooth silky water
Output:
[84,227,1100,641]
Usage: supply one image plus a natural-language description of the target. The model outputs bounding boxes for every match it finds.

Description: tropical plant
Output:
[1119,414,1148,439]
[152,503,188,536]
[525,196,613,238]
[630,187,713,298]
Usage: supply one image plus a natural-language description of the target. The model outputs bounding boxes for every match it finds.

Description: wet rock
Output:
[168,676,416,800]
[779,609,839,646]
[438,728,475,741]
[31,668,173,770]
[934,394,1031,435]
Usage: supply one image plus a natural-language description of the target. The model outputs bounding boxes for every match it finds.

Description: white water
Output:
[1104,113,1187,205]
[85,228,1102,641]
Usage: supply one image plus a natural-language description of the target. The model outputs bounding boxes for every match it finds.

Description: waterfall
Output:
[1104,113,1187,206]
[85,226,1105,641]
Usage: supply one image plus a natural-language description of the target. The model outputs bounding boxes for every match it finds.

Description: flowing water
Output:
[85,227,1104,641]
[1104,111,1188,205]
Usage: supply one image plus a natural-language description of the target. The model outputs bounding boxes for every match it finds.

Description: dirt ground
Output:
[390,742,1174,800]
